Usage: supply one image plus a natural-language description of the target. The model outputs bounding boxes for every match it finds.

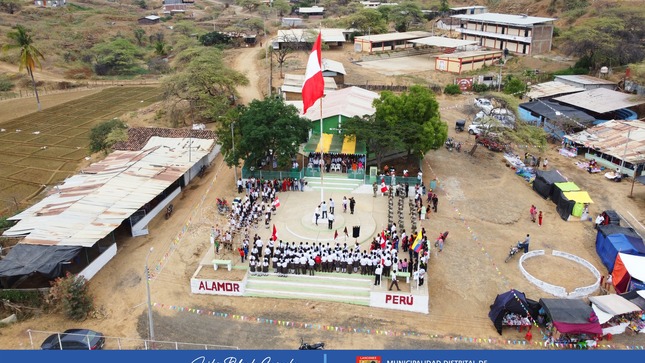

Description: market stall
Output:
[532,169,567,199]
[488,289,540,335]
[612,253,645,293]
[595,226,645,273]
[539,298,602,347]
[589,294,644,336]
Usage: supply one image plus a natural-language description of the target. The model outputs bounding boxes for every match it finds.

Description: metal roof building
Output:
[4,136,216,247]
[553,88,645,115]
[554,75,616,91]
[526,81,585,100]
[409,36,477,48]
[300,86,379,121]
[353,31,432,53]
[453,13,556,55]
[564,120,645,177]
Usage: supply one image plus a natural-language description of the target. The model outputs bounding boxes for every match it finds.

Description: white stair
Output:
[245,272,373,305]
[305,176,363,192]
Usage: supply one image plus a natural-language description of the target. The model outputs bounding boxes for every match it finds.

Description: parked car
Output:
[475,134,507,152]
[475,108,516,126]
[40,329,105,350]
[468,123,496,135]
[474,98,494,114]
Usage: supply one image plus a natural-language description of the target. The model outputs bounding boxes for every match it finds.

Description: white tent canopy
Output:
[589,294,642,317]
[618,253,645,282]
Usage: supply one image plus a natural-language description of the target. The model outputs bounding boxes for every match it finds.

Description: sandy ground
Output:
[1,46,645,351]
[0,89,103,124]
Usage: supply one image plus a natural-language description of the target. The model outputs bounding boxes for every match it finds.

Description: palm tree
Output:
[2,25,45,111]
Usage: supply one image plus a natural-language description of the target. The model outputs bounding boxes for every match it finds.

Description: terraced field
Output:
[0,87,162,214]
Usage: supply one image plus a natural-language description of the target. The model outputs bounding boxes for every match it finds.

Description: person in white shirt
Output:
[389,268,401,291]
[374,264,383,286]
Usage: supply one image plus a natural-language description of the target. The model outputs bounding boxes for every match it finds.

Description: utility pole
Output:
[231,121,237,185]
[144,247,155,347]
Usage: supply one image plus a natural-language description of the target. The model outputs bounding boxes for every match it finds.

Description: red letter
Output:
[406,296,414,305]
[225,283,233,291]
[234,283,240,292]
[199,281,206,290]
[385,294,392,303]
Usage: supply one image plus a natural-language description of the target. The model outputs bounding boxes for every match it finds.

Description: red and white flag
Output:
[272,198,280,208]
[271,224,278,241]
[334,230,338,240]
[301,33,324,114]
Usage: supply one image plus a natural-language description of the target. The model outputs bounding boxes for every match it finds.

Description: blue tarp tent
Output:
[595,225,645,272]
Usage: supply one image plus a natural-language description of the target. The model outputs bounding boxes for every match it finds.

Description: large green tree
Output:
[387,2,424,32]
[345,8,388,35]
[227,97,310,170]
[2,25,44,111]
[375,85,447,156]
[164,47,248,123]
[91,38,143,75]
[343,114,403,169]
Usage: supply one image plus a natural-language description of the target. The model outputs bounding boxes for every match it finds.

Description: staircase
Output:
[305,175,363,192]
[245,271,373,306]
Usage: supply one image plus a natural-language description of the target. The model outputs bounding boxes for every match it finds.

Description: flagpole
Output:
[319,96,324,203]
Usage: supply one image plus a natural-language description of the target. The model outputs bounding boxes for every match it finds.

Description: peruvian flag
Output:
[334,230,338,240]
[271,224,278,241]
[301,33,324,114]
[272,198,280,208]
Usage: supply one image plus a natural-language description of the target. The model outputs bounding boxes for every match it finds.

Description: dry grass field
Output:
[0,87,162,213]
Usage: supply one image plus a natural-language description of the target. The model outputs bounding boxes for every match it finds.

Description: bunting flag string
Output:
[149,160,225,280]
[151,302,644,350]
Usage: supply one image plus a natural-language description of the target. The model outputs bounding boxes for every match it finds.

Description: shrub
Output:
[48,272,93,321]
[89,118,128,153]
[0,74,14,91]
[444,84,462,95]
[472,83,489,93]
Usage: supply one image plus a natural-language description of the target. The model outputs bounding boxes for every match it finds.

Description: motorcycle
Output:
[445,138,455,151]
[165,204,174,220]
[217,198,230,215]
[298,337,325,350]
[455,142,462,152]
[504,242,524,263]
[434,231,449,248]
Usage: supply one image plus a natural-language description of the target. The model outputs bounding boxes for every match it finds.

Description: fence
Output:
[241,167,303,180]
[27,329,239,350]
[0,79,161,101]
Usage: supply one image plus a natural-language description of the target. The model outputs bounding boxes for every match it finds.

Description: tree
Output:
[199,31,231,46]
[2,25,44,111]
[0,0,21,14]
[237,0,259,13]
[133,28,146,46]
[345,9,388,35]
[439,0,450,12]
[244,17,265,35]
[503,76,527,98]
[387,2,424,32]
[89,118,128,153]
[343,114,403,169]
[228,97,310,170]
[375,85,447,156]
[49,273,93,321]
[560,9,645,68]
[272,0,291,17]
[91,38,143,75]
[272,31,310,78]
[163,47,248,123]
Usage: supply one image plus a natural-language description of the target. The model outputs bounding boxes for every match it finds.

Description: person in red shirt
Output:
[314,255,322,271]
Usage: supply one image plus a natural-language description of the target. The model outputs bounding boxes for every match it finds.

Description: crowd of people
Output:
[307,152,366,173]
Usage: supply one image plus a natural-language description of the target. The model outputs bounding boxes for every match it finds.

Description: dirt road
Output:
[227,48,265,104]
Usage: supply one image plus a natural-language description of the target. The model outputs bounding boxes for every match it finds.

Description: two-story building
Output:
[452,13,555,55]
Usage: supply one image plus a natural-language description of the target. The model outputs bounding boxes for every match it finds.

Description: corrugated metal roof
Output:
[555,75,616,86]
[281,74,337,93]
[322,58,346,75]
[456,28,531,42]
[355,31,432,43]
[450,6,488,10]
[452,13,555,26]
[298,6,324,13]
[564,120,645,164]
[301,86,379,120]
[553,88,645,114]
[526,81,585,99]
[409,36,477,47]
[276,29,347,43]
[436,50,503,59]
[3,137,216,247]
